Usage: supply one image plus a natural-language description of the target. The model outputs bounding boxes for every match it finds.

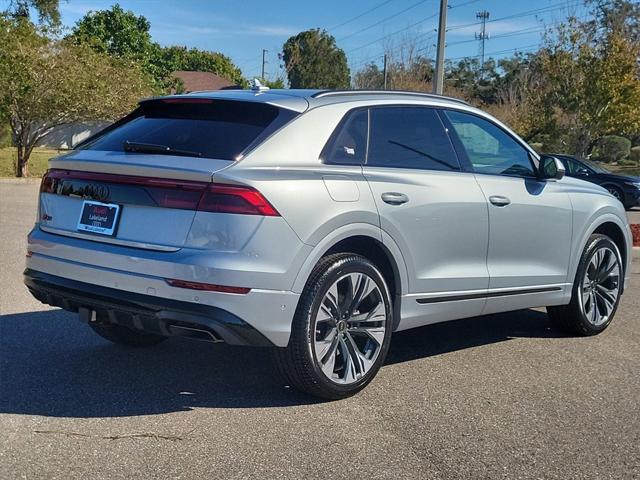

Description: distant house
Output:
[36,120,110,150]
[171,71,240,93]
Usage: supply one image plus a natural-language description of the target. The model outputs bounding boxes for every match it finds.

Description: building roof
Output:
[171,71,238,93]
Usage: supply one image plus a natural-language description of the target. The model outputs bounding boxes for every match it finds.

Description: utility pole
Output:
[433,0,448,95]
[261,49,268,80]
[383,54,388,89]
[475,11,490,77]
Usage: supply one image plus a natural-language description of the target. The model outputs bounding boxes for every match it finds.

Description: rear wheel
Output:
[276,254,393,400]
[548,234,623,336]
[89,323,167,347]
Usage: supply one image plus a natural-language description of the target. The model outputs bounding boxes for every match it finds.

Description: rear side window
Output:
[323,109,368,165]
[80,99,297,160]
[444,110,535,177]
[367,107,460,171]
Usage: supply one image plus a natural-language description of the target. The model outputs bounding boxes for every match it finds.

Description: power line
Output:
[447,1,583,32]
[449,0,481,8]
[446,15,591,47]
[449,27,541,47]
[447,43,541,61]
[346,13,439,55]
[348,32,438,71]
[337,0,433,42]
[327,0,395,32]
[346,0,482,69]
[349,31,437,70]
[348,0,583,78]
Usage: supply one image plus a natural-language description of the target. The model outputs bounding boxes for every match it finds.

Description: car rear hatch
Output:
[38,96,301,251]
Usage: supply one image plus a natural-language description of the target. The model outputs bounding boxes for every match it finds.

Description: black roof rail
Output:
[311,89,470,106]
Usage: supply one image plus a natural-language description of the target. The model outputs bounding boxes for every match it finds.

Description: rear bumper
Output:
[24,268,274,346]
[26,227,303,346]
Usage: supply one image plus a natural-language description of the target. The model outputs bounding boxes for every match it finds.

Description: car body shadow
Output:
[0,308,563,418]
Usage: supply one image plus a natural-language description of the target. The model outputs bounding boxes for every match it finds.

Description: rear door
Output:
[442,109,573,312]
[39,98,297,250]
[361,106,490,329]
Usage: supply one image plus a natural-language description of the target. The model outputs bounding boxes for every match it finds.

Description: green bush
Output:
[590,135,631,163]
[630,146,640,166]
[619,159,637,166]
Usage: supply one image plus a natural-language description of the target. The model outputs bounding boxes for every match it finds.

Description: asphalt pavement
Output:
[1,182,639,480]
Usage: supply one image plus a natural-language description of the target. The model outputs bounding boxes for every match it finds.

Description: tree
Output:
[353,63,384,89]
[445,58,499,104]
[71,5,246,91]
[261,77,286,89]
[0,16,154,176]
[538,3,640,156]
[4,0,60,26]
[583,32,640,140]
[282,29,349,88]
[484,53,558,145]
[158,46,245,87]
[71,4,166,86]
[590,135,631,162]
[352,34,434,91]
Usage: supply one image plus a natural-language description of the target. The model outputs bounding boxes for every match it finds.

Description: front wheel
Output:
[276,254,393,400]
[548,234,623,336]
[606,186,624,204]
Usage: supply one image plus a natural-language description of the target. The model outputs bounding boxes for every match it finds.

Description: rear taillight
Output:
[40,171,54,193]
[197,184,279,216]
[40,169,279,216]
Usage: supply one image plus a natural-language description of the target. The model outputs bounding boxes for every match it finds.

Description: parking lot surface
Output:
[1,183,639,479]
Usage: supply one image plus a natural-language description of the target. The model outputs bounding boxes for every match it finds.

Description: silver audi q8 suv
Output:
[25,88,632,399]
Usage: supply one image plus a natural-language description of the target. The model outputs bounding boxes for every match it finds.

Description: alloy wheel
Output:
[607,187,622,202]
[313,272,387,385]
[579,246,621,326]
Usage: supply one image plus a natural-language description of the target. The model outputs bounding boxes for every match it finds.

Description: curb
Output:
[631,224,640,247]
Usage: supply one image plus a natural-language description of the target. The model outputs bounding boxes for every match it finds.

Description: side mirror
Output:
[539,155,565,181]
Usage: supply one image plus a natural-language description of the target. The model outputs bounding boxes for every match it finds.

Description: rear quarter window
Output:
[80,99,298,160]
[322,109,368,165]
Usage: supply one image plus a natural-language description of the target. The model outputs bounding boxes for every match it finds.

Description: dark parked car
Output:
[552,154,640,210]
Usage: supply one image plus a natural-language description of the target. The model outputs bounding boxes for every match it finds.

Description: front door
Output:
[442,109,573,313]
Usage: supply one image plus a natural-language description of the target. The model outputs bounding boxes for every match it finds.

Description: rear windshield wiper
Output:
[123,141,202,158]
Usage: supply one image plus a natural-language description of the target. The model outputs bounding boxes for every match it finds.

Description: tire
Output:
[605,185,624,204]
[547,234,623,336]
[275,253,393,400]
[89,323,167,347]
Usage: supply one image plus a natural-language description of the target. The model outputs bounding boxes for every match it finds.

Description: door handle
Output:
[489,195,511,207]
[381,192,409,205]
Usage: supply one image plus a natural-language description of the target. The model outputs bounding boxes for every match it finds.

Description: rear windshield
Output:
[79,99,298,160]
